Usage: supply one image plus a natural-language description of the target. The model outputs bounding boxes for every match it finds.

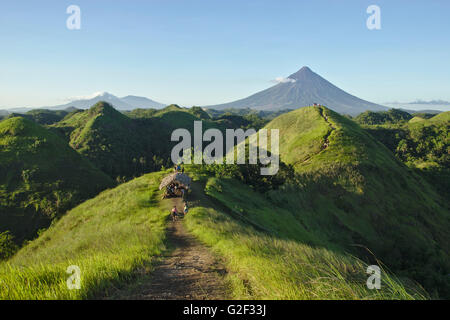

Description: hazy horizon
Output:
[2,88,450,112]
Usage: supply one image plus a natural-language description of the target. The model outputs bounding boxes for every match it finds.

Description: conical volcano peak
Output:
[299,66,312,72]
[288,66,316,80]
[205,66,388,115]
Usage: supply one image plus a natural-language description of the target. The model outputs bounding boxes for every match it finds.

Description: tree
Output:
[0,231,18,260]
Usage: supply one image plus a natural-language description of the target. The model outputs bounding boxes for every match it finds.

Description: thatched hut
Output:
[159,173,192,190]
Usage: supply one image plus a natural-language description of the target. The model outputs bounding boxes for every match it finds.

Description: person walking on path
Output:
[171,206,179,221]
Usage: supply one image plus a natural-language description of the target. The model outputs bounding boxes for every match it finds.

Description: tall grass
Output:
[184,175,426,300]
[0,172,168,300]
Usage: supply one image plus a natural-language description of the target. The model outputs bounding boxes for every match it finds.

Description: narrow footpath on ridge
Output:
[318,106,336,150]
[301,106,336,164]
[110,190,229,300]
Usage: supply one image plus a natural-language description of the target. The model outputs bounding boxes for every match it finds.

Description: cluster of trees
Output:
[354,109,413,125]
[365,122,448,169]
[0,231,18,260]
[362,111,449,200]
[192,160,295,193]
[396,124,448,166]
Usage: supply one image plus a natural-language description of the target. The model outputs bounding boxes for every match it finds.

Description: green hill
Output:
[263,106,449,297]
[51,102,175,178]
[0,172,168,299]
[8,108,78,125]
[354,109,413,125]
[123,108,159,119]
[51,103,230,179]
[409,116,426,123]
[410,112,435,120]
[184,171,425,299]
[51,102,264,180]
[429,111,450,123]
[151,104,220,131]
[403,112,449,168]
[1,105,447,299]
[0,170,422,299]
[363,111,448,173]
[0,117,113,246]
[361,110,449,210]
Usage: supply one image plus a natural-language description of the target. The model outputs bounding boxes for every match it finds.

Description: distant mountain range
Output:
[406,99,450,105]
[397,108,443,115]
[2,71,449,116]
[205,66,388,115]
[385,100,450,113]
[46,92,166,110]
[2,92,166,113]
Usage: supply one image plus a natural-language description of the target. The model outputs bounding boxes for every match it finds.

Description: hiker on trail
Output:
[177,164,181,172]
[171,206,179,221]
[183,202,189,216]
[181,166,185,174]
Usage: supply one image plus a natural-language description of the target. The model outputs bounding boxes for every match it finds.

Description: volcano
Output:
[206,67,388,115]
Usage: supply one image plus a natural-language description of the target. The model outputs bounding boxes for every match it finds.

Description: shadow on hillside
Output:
[186,173,449,299]
[188,179,368,259]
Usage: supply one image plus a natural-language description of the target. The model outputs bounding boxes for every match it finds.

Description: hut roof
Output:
[159,173,192,190]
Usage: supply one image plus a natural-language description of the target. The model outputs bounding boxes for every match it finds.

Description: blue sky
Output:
[0,0,449,109]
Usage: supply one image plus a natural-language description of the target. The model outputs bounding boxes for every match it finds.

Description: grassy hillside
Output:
[51,102,270,179]
[409,116,426,123]
[123,108,158,119]
[364,112,448,168]
[1,105,447,299]
[51,102,174,178]
[7,108,78,125]
[0,172,168,299]
[206,107,293,120]
[0,117,113,246]
[399,113,448,169]
[262,106,449,297]
[363,110,449,209]
[51,103,238,179]
[0,168,423,300]
[354,109,413,125]
[429,111,450,123]
[183,172,424,299]
[151,104,218,131]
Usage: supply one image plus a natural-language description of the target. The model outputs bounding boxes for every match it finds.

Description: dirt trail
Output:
[301,106,336,164]
[111,197,229,300]
[318,106,336,150]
